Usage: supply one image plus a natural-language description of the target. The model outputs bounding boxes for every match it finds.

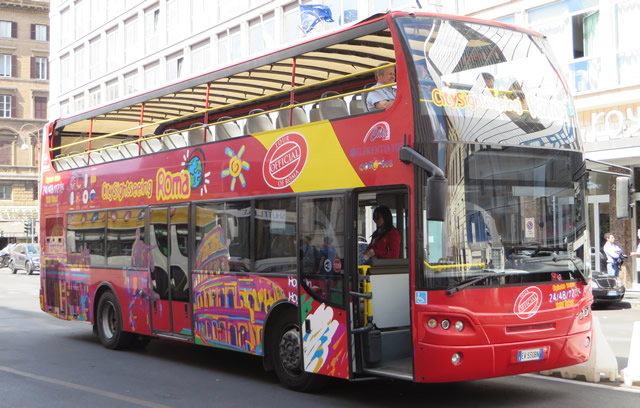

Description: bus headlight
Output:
[427,318,438,329]
[441,319,451,330]
[455,321,464,332]
[451,352,462,365]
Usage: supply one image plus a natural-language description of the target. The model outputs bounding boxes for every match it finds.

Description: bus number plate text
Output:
[518,348,543,362]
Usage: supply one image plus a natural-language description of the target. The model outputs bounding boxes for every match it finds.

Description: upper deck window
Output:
[396,17,580,150]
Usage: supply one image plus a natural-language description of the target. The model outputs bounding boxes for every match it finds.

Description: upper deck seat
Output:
[244,109,274,134]
[276,102,308,128]
[309,103,321,122]
[54,154,71,171]
[119,139,140,157]
[68,151,87,167]
[214,117,242,141]
[88,151,105,165]
[349,94,367,115]
[187,123,211,145]
[162,129,187,150]
[319,91,349,120]
[140,135,164,154]
[103,144,123,161]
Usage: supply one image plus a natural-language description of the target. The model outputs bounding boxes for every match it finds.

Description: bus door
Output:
[298,195,351,379]
[352,189,413,380]
[149,206,191,337]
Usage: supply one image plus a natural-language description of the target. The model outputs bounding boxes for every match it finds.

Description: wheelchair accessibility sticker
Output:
[415,291,428,305]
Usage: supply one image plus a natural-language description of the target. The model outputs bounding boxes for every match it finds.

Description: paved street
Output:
[1,267,639,407]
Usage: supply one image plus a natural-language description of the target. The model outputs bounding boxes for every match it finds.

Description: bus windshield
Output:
[396,16,581,150]
[421,146,589,291]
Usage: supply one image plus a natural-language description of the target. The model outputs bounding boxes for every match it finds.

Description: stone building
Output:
[0,0,49,247]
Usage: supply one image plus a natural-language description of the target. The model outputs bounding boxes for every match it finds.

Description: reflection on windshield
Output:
[421,146,589,290]
[397,17,581,150]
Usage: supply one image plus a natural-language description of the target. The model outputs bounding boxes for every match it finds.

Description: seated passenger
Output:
[366,65,396,111]
[362,206,400,261]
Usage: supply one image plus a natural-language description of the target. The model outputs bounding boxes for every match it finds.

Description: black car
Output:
[591,271,626,304]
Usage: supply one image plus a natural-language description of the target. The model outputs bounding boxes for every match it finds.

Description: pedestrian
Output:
[603,232,624,277]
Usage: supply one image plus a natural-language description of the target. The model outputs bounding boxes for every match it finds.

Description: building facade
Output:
[0,0,49,248]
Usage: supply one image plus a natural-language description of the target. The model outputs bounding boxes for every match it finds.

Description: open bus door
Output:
[351,188,413,380]
[149,206,191,337]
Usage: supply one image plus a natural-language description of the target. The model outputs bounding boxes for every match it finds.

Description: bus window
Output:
[299,196,345,306]
[65,211,106,266]
[195,201,251,273]
[255,198,296,274]
[106,209,145,267]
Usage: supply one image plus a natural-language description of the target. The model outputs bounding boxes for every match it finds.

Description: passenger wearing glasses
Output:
[362,206,401,261]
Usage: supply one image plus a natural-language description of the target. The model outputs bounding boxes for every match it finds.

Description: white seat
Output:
[141,136,164,154]
[88,151,105,164]
[215,117,242,141]
[319,91,349,120]
[162,129,187,150]
[187,123,211,145]
[349,94,367,115]
[103,145,123,161]
[276,105,308,128]
[244,109,274,134]
[119,139,140,157]
[309,103,321,122]
[68,151,87,167]
[54,154,71,171]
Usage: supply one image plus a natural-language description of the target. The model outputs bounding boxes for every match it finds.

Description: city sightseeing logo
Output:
[262,133,308,190]
[363,121,390,143]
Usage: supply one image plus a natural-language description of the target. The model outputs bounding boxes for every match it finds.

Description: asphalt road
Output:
[1,268,639,408]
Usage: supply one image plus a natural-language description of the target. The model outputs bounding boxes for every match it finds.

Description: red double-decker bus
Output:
[41,11,596,391]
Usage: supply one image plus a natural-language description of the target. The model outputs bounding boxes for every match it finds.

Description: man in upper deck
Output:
[366,64,397,111]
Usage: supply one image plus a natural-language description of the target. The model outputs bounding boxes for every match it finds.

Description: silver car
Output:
[9,243,40,275]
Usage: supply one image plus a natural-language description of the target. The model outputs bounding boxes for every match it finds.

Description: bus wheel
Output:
[270,308,327,392]
[96,291,133,350]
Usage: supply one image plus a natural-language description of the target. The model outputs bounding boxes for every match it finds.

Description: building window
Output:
[230,27,241,61]
[616,0,640,85]
[0,95,12,118]
[0,140,11,165]
[74,93,85,112]
[190,41,210,74]
[124,70,139,95]
[144,62,160,90]
[217,32,229,65]
[106,79,118,101]
[283,3,302,44]
[31,24,49,41]
[75,45,87,86]
[167,0,185,42]
[89,36,103,80]
[0,54,14,77]
[60,54,71,93]
[106,27,119,72]
[0,185,11,200]
[34,96,47,119]
[60,8,72,47]
[32,56,48,80]
[124,16,139,64]
[89,87,101,107]
[0,21,16,38]
[166,54,183,82]
[248,13,275,55]
[75,0,90,40]
[145,6,161,54]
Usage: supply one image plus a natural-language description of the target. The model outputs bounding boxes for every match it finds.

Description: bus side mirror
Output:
[616,176,634,219]
[427,175,448,222]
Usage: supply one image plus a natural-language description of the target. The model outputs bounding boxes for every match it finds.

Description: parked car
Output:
[0,244,16,268]
[591,270,626,304]
[9,243,40,275]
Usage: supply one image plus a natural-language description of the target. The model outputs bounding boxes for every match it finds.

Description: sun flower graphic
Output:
[221,145,250,191]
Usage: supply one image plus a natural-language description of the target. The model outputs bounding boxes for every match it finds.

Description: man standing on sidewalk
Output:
[604,232,624,277]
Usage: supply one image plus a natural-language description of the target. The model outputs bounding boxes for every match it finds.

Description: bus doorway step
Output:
[362,357,413,381]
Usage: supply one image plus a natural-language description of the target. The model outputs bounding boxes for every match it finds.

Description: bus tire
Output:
[270,308,328,392]
[96,291,133,350]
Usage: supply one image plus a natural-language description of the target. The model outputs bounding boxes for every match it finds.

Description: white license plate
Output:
[518,348,543,362]
[607,290,619,296]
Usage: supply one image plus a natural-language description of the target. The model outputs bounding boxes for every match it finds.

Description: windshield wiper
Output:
[446,272,506,296]
[526,255,587,284]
